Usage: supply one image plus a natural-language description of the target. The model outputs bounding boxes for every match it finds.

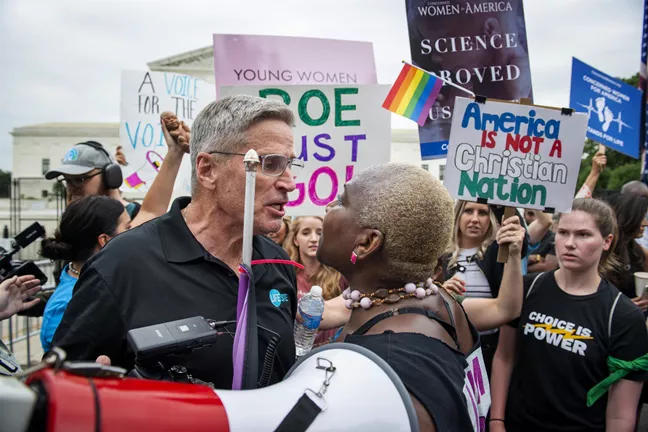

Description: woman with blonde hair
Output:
[283,216,347,346]
[490,198,648,432]
[438,200,528,376]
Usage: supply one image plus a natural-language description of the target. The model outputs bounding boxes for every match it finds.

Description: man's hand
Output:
[632,296,648,312]
[442,275,466,296]
[161,112,190,154]
[0,275,42,320]
[497,216,525,258]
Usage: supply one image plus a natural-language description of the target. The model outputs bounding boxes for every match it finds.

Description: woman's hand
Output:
[0,275,42,320]
[442,275,466,296]
[496,216,525,258]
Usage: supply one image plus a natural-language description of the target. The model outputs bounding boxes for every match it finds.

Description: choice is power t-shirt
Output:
[507,271,648,432]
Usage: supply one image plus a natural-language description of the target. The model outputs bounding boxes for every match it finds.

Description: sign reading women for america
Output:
[444,97,587,212]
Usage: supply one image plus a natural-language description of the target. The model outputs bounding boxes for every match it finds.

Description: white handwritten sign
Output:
[444,97,588,212]
[119,70,215,193]
[220,85,391,216]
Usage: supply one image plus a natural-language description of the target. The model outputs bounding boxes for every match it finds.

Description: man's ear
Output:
[195,152,219,191]
[354,229,383,262]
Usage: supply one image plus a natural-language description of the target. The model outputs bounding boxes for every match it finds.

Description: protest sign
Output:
[213,34,377,92]
[444,97,588,212]
[405,0,534,160]
[219,85,391,216]
[569,57,641,158]
[119,70,215,193]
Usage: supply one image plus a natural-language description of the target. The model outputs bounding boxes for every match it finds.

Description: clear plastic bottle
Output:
[294,285,325,358]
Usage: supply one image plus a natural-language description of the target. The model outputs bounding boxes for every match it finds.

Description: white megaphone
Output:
[1,343,418,432]
[123,150,164,190]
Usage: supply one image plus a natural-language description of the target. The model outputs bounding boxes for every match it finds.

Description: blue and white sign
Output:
[569,57,641,158]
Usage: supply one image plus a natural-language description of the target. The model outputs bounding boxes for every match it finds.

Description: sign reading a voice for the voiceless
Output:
[119,70,215,193]
[444,97,588,212]
[219,85,391,216]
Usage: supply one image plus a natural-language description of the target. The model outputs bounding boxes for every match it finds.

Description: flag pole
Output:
[403,60,476,97]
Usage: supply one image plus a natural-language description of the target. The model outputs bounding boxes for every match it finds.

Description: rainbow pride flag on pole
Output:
[382,62,444,126]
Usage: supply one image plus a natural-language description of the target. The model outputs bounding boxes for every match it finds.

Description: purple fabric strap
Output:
[232,267,250,390]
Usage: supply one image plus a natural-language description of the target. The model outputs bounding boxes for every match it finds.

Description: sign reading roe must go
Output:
[444,97,588,212]
[219,85,391,216]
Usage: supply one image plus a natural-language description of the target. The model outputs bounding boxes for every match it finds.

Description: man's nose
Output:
[276,167,297,192]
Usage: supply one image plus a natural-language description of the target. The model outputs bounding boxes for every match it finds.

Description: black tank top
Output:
[344,298,487,432]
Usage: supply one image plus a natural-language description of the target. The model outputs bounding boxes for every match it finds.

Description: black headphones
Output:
[77,141,123,190]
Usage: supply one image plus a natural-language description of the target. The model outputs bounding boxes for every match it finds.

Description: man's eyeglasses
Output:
[209,151,305,178]
[57,171,102,189]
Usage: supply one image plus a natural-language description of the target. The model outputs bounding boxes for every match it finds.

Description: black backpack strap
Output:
[526,272,546,299]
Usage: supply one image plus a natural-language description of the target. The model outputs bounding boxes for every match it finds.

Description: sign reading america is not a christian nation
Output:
[444,97,588,212]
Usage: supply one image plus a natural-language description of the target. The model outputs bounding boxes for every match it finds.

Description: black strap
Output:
[274,393,323,432]
[351,307,459,349]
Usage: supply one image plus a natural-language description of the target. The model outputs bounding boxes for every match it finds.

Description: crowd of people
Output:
[1,96,647,431]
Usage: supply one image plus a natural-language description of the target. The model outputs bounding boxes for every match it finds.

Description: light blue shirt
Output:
[40,266,78,352]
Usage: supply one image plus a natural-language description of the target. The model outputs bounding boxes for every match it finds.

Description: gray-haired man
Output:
[51,96,302,388]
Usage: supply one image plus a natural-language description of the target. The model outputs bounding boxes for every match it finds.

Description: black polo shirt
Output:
[52,197,297,388]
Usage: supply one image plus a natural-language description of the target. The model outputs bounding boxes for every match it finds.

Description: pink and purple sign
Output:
[213,34,378,91]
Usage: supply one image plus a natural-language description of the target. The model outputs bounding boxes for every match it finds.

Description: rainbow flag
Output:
[382,63,443,126]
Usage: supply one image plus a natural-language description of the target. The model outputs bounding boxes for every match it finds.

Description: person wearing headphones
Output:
[45,112,189,228]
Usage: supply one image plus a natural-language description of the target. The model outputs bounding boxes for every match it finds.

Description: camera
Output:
[0,222,48,285]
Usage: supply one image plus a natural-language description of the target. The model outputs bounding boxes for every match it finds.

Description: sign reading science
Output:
[405,0,534,160]
[219,85,391,216]
[444,97,587,212]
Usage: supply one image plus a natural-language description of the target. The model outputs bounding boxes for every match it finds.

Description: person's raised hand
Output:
[0,275,42,320]
[442,274,466,296]
[496,215,525,258]
[591,152,606,176]
[115,145,128,166]
[161,112,190,154]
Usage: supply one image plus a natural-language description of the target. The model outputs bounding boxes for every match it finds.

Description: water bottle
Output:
[294,285,325,358]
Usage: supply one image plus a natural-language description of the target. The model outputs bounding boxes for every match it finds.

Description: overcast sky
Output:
[0,0,644,171]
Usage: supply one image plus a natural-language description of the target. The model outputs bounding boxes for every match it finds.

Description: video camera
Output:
[0,222,48,285]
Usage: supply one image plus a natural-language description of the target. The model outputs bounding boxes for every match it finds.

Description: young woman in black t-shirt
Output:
[490,198,648,432]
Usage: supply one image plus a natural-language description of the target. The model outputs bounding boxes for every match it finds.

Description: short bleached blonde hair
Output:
[354,163,454,282]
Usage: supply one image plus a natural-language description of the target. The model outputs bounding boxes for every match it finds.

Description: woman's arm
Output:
[606,379,643,432]
[526,211,553,245]
[575,151,606,199]
[316,294,352,331]
[461,216,524,332]
[489,325,518,431]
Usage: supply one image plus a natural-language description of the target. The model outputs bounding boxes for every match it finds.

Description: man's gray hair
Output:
[190,95,295,190]
[621,180,648,197]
